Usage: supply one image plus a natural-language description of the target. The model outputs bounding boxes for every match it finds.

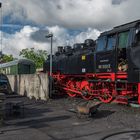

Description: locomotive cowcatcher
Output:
[44,20,140,104]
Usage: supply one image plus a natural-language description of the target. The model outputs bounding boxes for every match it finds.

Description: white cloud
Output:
[1,0,139,58]
[2,25,100,57]
[2,26,47,57]
[74,28,100,43]
[2,0,140,30]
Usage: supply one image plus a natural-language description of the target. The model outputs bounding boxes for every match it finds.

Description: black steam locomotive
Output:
[44,20,140,104]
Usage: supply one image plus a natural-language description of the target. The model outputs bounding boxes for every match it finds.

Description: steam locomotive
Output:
[44,20,140,104]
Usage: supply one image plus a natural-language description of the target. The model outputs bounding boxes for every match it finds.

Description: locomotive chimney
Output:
[73,43,82,50]
[64,46,73,55]
[84,39,95,47]
[58,46,63,53]
[64,46,72,52]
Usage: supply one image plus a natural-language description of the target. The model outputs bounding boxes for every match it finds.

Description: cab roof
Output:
[100,19,140,36]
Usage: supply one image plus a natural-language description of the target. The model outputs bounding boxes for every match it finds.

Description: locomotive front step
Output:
[113,96,128,104]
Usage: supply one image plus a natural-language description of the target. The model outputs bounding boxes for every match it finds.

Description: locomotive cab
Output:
[96,21,140,78]
[117,31,128,72]
[96,34,116,73]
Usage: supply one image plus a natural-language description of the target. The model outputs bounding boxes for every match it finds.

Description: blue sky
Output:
[0,0,140,57]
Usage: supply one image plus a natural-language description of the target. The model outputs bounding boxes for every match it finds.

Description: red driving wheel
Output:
[66,80,76,97]
[80,81,93,100]
[98,82,113,103]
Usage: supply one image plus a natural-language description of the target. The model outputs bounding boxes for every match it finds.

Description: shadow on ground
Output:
[93,110,115,119]
[3,96,71,131]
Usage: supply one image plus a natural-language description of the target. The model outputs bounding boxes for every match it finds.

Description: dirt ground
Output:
[0,95,140,140]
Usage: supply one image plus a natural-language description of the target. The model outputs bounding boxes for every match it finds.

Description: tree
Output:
[0,54,14,63]
[19,48,48,68]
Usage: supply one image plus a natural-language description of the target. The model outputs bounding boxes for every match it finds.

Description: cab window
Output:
[118,31,129,48]
[96,36,106,52]
[106,35,116,50]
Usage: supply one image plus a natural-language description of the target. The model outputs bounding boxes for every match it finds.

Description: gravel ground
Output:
[0,95,140,140]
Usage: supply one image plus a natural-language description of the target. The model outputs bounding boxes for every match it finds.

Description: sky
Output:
[0,0,140,57]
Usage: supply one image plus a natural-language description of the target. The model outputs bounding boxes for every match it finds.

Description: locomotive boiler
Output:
[44,20,140,104]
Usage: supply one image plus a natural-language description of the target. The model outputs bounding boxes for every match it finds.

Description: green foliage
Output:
[19,48,47,68]
[1,54,14,63]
